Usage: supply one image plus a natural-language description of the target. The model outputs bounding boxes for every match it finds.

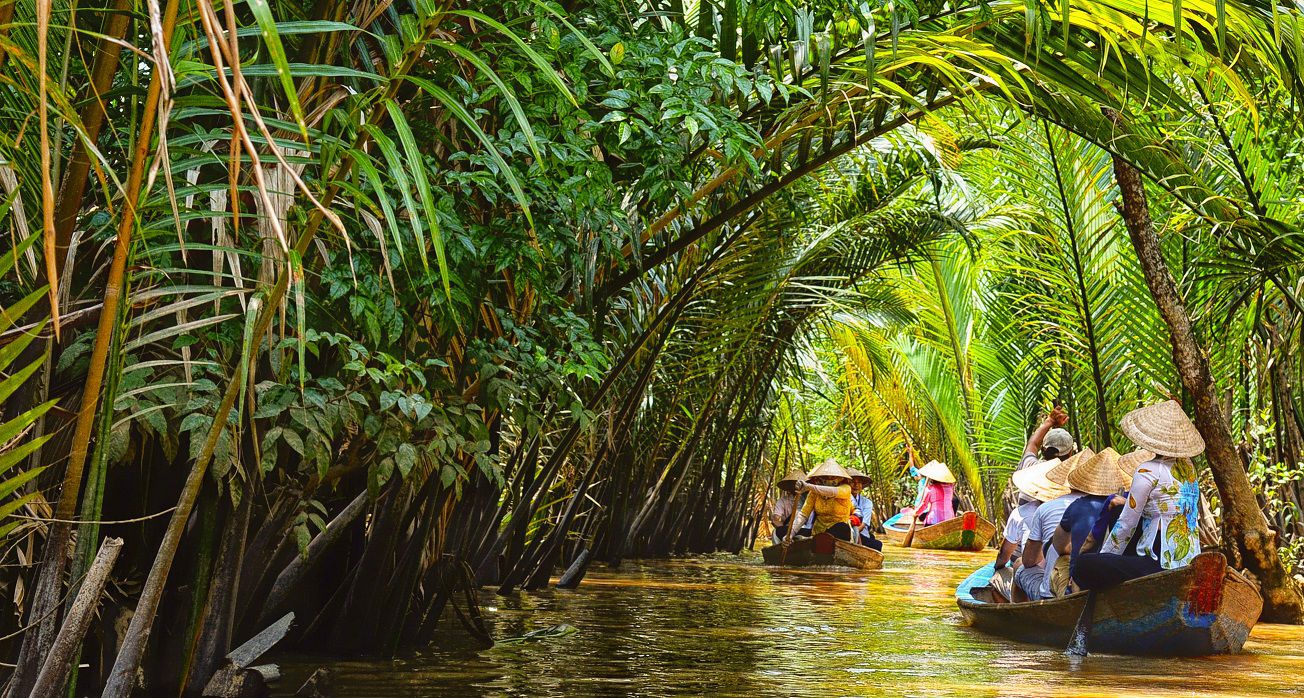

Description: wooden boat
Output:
[955,552,1262,656]
[882,511,996,551]
[761,532,883,570]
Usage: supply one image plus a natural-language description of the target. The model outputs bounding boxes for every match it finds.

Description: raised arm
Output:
[1025,406,1069,457]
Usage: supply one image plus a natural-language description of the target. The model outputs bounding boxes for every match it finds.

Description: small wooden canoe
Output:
[955,552,1262,656]
[882,511,996,551]
[761,532,883,570]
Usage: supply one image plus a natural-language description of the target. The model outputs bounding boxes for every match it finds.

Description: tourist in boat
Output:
[847,469,883,551]
[1015,450,1091,601]
[1073,401,1206,591]
[791,458,855,542]
[1048,447,1128,596]
[1017,405,1076,473]
[990,458,1067,601]
[769,469,805,543]
[913,460,956,526]
[1077,448,1155,557]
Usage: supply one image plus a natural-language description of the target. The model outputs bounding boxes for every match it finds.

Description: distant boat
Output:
[881,511,996,551]
[760,532,884,570]
[955,552,1262,656]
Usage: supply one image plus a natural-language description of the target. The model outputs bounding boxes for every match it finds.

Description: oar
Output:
[1066,590,1097,656]
[779,486,802,564]
[901,509,921,548]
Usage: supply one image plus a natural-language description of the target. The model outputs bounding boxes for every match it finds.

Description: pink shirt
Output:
[920,482,955,525]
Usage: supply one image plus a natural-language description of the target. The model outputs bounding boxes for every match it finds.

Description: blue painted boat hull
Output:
[955,553,1262,656]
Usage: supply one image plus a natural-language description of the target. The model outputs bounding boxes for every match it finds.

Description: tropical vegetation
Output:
[1,0,1303,692]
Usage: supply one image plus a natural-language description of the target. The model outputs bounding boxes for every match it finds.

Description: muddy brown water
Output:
[272,545,1304,696]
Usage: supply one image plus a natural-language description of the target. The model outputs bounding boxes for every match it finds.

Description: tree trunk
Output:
[1107,110,1304,622]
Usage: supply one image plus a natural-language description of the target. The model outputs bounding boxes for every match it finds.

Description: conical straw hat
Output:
[917,460,955,484]
[807,458,852,482]
[777,469,805,493]
[1117,448,1154,481]
[1011,458,1070,502]
[1120,400,1205,458]
[1046,447,1094,487]
[846,467,872,485]
[1067,447,1127,496]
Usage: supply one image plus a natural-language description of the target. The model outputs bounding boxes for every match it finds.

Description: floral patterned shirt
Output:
[1101,456,1201,569]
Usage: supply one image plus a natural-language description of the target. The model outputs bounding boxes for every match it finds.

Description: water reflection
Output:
[273,546,1304,696]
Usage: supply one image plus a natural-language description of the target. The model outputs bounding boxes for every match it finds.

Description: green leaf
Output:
[404,77,534,233]
[246,0,309,140]
[384,101,447,293]
[395,443,417,478]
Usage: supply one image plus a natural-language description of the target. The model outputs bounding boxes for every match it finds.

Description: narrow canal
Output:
[274,546,1304,696]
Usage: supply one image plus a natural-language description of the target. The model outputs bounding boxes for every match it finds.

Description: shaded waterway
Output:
[273,545,1304,696]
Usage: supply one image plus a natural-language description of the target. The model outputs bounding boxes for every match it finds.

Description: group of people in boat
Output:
[769,459,884,551]
[766,398,1208,600]
[768,454,971,553]
[992,399,1207,601]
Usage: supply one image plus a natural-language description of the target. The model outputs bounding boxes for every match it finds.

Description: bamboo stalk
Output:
[9,0,183,691]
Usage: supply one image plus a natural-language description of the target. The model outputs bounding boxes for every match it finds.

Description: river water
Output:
[273,546,1304,696]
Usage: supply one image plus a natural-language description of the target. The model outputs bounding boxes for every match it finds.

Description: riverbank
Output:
[271,546,1304,696]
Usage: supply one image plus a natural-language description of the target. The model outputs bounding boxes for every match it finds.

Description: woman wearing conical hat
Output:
[913,460,957,526]
[769,469,805,543]
[791,458,856,542]
[1073,401,1206,592]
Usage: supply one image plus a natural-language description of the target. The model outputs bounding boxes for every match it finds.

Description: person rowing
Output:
[913,460,957,526]
[1073,401,1205,591]
[769,469,805,543]
[790,458,856,542]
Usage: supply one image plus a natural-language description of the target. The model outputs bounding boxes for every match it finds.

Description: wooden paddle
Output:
[779,484,803,564]
[1067,590,1097,656]
[901,508,921,548]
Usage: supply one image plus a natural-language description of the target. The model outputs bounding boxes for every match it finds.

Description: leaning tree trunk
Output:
[1107,111,1304,622]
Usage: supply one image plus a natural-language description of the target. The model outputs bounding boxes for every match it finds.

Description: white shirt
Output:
[1025,493,1083,599]
[770,492,797,527]
[1003,501,1040,558]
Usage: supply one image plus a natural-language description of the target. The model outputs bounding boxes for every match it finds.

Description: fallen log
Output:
[30,537,124,698]
[202,613,294,698]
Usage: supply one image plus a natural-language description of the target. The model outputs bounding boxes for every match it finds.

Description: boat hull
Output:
[955,552,1262,656]
[882,512,996,551]
[761,532,883,570]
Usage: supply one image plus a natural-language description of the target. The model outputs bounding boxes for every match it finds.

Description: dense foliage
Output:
[1,0,1303,692]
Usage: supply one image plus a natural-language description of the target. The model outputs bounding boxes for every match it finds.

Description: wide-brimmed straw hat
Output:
[1011,459,1070,502]
[1045,447,1094,488]
[1067,447,1127,496]
[777,469,806,493]
[1120,400,1205,458]
[807,458,852,482]
[1117,448,1154,481]
[917,460,956,484]
[846,468,872,485]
